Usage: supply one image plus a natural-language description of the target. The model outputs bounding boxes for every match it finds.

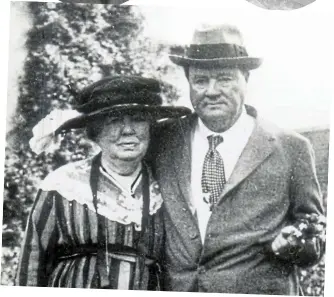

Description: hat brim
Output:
[169,55,263,70]
[55,104,192,133]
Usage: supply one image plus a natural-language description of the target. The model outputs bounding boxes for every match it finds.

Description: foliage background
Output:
[1,2,328,296]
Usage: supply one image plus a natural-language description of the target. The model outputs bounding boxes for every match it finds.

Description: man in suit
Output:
[152,24,325,295]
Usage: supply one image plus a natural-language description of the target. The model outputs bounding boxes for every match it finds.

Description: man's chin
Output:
[202,110,228,120]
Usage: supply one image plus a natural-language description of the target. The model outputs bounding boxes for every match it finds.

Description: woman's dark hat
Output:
[169,24,262,70]
[55,76,191,133]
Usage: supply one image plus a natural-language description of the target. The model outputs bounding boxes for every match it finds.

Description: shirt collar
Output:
[196,106,253,143]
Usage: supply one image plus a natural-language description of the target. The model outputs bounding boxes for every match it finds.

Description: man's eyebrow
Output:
[216,71,236,76]
[191,74,208,79]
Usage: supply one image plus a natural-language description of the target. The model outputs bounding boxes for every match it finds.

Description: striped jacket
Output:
[15,157,164,289]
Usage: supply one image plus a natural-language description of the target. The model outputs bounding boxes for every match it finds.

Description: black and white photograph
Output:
[0,0,333,296]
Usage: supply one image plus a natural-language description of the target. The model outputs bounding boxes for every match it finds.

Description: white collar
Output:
[100,163,142,196]
[196,106,254,143]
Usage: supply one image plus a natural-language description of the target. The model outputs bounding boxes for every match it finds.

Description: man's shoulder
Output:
[152,114,196,139]
[158,113,196,129]
[257,117,312,150]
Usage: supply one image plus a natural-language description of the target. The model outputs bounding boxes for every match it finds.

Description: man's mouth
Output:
[205,101,228,107]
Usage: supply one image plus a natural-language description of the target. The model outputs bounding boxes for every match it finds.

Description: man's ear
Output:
[244,71,250,82]
[243,70,250,82]
[237,67,250,82]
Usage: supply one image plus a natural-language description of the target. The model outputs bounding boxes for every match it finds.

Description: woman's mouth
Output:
[118,142,139,149]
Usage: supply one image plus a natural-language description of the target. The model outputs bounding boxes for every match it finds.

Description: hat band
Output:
[186,43,248,60]
[74,92,162,113]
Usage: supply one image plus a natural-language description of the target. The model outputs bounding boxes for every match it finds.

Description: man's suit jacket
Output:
[150,106,324,295]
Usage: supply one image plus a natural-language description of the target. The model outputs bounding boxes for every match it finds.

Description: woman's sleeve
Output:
[15,190,58,287]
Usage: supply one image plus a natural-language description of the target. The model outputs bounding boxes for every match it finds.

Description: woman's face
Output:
[95,113,150,163]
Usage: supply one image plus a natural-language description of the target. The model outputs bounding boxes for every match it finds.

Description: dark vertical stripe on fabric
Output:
[129,262,136,290]
[86,256,97,288]
[44,225,59,280]
[59,260,73,287]
[83,204,92,244]
[96,215,109,288]
[71,257,81,288]
[35,194,55,286]
[63,259,77,287]
[132,228,141,248]
[108,258,121,289]
[18,191,54,286]
[17,216,35,285]
[132,257,144,290]
[52,261,67,287]
[90,259,100,289]
[35,192,55,238]
[76,257,87,288]
[148,216,155,256]
[70,201,81,245]
[55,194,73,246]
[115,223,125,246]
[97,214,106,240]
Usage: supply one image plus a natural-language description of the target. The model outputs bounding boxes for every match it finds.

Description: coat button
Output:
[189,232,198,240]
[197,266,206,274]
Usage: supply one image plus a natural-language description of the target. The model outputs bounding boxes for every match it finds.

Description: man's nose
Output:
[205,79,220,97]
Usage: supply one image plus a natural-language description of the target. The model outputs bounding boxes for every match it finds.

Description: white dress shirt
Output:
[190,108,255,243]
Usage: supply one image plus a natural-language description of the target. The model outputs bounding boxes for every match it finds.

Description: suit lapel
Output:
[218,119,277,203]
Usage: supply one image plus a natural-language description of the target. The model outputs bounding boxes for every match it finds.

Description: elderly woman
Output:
[15,76,190,289]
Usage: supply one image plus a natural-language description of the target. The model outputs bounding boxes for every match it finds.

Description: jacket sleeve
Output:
[15,190,58,286]
[278,138,325,267]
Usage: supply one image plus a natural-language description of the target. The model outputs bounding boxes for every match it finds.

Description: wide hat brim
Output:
[169,55,263,70]
[55,104,191,134]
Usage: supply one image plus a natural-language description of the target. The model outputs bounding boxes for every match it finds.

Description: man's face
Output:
[188,66,248,131]
[96,114,150,163]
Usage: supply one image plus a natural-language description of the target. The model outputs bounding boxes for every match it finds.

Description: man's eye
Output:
[217,76,233,82]
[194,78,207,85]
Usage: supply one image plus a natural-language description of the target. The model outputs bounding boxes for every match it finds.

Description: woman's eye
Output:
[132,116,147,123]
[106,118,121,125]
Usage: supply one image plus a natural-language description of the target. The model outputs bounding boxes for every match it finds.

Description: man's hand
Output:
[271,225,303,255]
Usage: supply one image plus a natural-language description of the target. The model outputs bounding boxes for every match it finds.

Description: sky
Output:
[131,0,333,130]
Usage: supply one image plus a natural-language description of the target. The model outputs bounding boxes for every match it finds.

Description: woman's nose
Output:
[122,117,136,134]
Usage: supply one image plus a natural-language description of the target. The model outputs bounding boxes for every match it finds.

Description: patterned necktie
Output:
[201,135,226,210]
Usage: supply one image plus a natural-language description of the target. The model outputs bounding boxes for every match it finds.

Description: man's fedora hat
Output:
[169,24,262,70]
[55,75,191,133]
